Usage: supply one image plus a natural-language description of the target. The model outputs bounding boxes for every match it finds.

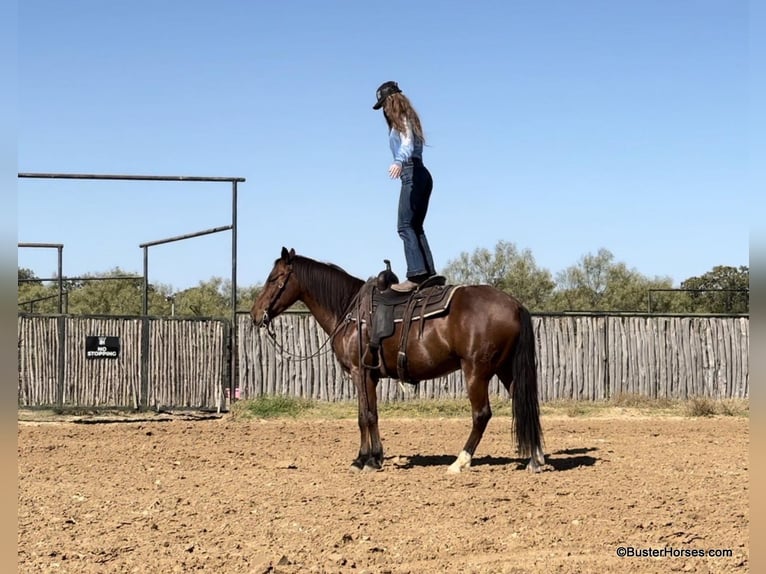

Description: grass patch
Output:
[227,395,749,420]
[380,399,525,418]
[718,399,749,417]
[230,397,357,420]
[610,393,675,410]
[380,399,474,418]
[540,400,600,418]
[685,397,718,417]
[17,397,750,423]
[565,403,591,417]
[231,398,511,420]
[231,396,317,419]
[684,397,749,418]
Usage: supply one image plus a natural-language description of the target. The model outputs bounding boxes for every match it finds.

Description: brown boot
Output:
[390,279,419,292]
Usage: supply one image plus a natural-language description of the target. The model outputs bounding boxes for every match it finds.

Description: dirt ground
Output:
[18,413,748,574]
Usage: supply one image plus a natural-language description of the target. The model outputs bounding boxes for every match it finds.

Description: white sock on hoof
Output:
[447,450,472,474]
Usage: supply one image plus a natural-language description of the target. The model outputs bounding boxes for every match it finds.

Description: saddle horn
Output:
[376,259,399,291]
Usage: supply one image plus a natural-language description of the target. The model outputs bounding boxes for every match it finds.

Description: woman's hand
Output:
[388,163,402,179]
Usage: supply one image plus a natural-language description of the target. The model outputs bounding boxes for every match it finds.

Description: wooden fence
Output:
[18,312,749,409]
[148,318,229,409]
[18,315,228,410]
[237,313,749,402]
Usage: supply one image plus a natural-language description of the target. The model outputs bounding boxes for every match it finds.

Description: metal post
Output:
[57,245,63,314]
[230,180,238,403]
[142,246,149,316]
[140,245,150,411]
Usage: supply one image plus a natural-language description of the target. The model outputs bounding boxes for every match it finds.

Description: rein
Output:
[261,316,348,362]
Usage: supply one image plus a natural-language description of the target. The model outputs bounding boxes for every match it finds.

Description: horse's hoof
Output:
[362,461,383,473]
[447,450,472,473]
[526,460,543,473]
[447,461,470,474]
[349,462,364,473]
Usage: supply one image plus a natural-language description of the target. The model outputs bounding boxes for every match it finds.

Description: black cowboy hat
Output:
[372,81,402,110]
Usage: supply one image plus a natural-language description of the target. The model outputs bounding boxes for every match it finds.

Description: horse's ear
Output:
[280,247,296,263]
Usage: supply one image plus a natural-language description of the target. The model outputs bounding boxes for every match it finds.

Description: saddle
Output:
[353,260,461,383]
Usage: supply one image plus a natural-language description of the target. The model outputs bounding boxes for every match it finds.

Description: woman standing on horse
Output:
[373,81,436,292]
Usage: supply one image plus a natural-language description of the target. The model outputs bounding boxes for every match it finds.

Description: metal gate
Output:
[17,314,230,410]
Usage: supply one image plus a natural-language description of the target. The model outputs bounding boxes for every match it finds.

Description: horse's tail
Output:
[511,304,543,458]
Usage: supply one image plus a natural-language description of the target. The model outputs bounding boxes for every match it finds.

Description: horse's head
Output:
[250,247,301,327]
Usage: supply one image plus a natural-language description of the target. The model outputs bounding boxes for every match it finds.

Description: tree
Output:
[237,284,262,311]
[548,248,675,312]
[173,277,230,318]
[680,265,749,314]
[17,266,270,318]
[18,268,61,313]
[65,268,167,316]
[18,283,59,314]
[441,240,555,310]
[18,267,41,285]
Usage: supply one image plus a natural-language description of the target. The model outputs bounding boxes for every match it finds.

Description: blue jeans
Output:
[397,160,435,279]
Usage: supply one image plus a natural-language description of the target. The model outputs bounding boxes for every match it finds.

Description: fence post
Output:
[57,315,66,409]
[140,317,150,411]
[225,318,234,409]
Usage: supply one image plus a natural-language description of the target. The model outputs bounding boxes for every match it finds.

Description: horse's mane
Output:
[292,255,365,317]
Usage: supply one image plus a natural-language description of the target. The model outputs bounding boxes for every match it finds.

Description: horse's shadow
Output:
[544,447,599,471]
[388,447,598,472]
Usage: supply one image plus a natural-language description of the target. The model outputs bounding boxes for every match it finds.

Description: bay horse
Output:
[250,247,545,473]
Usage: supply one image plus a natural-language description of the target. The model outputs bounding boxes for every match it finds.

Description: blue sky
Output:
[17,0,753,294]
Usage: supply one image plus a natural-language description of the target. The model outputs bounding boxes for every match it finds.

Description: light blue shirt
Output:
[389,119,423,166]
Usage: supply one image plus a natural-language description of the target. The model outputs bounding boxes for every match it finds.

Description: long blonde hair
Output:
[383,92,426,144]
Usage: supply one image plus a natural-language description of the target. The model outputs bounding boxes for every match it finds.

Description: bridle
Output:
[262,319,346,362]
[259,265,292,329]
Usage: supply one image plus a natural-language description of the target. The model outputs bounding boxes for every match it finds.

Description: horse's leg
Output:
[362,369,384,472]
[350,368,371,472]
[448,363,492,474]
[350,368,383,472]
